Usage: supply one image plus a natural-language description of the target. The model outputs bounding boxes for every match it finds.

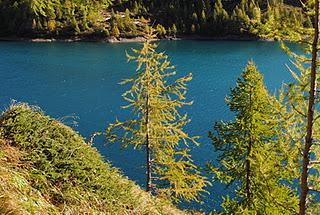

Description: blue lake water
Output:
[0,40,295,210]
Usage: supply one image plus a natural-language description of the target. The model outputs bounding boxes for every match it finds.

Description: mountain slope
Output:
[0,104,183,214]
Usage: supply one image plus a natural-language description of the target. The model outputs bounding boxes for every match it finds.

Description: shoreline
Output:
[0,35,275,43]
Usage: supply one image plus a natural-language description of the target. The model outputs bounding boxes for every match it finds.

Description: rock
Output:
[31,38,56,42]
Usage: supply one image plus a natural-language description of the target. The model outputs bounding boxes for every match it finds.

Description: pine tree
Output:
[106,29,207,203]
[156,24,166,38]
[201,9,206,24]
[192,12,198,23]
[209,61,298,213]
[133,1,139,14]
[230,4,248,34]
[252,3,261,23]
[124,8,131,24]
[212,0,229,33]
[172,23,177,36]
[191,24,196,33]
[111,25,120,38]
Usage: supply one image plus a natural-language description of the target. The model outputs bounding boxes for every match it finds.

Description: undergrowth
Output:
[0,104,182,214]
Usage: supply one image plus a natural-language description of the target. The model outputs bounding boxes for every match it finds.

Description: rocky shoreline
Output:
[0,35,274,43]
[0,36,151,43]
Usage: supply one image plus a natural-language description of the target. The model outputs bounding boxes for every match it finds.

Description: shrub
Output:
[0,104,182,214]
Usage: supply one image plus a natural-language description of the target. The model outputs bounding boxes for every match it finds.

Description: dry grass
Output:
[0,139,58,214]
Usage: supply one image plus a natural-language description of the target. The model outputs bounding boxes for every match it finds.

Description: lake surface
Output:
[0,40,295,210]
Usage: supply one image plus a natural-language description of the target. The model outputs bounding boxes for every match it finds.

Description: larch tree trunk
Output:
[246,142,252,206]
[246,86,253,206]
[145,75,152,192]
[299,1,319,214]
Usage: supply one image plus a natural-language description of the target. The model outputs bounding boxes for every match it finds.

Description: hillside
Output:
[113,0,305,37]
[0,0,308,40]
[0,104,183,214]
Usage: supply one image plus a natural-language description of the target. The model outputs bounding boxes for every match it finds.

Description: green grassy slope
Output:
[0,104,183,214]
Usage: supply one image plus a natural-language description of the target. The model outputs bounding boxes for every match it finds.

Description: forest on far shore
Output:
[0,0,311,40]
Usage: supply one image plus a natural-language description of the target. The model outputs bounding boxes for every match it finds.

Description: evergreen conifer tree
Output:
[111,25,120,38]
[172,24,177,36]
[212,0,229,33]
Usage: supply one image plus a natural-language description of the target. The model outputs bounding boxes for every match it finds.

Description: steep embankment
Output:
[0,104,183,214]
